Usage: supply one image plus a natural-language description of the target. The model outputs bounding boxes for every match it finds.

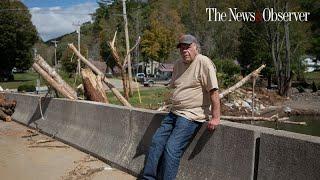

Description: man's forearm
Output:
[210,89,220,120]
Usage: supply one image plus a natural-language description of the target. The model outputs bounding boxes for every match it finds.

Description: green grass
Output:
[0,71,41,89]
[0,70,77,90]
[107,87,171,109]
[304,71,320,87]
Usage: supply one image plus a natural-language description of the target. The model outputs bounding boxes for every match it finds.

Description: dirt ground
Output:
[0,121,136,180]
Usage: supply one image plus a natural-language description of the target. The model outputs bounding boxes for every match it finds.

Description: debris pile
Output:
[221,88,277,116]
[220,87,288,117]
[0,94,16,122]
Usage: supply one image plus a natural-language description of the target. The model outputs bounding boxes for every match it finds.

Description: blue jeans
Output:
[142,112,201,180]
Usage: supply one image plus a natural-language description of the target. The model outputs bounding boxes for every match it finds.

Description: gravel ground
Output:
[284,90,320,115]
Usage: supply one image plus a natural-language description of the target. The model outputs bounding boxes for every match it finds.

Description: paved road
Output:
[0,121,136,180]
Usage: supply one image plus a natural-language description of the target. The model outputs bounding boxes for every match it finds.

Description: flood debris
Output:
[32,55,77,100]
[0,94,16,122]
[62,155,108,180]
[28,145,69,148]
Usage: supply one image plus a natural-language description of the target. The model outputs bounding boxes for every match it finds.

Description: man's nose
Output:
[182,49,187,53]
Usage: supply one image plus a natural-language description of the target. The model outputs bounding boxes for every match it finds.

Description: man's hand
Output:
[207,117,220,131]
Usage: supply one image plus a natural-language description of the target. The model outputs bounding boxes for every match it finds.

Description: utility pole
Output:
[33,48,40,94]
[73,22,81,75]
[135,4,141,74]
[122,0,133,96]
[51,40,58,68]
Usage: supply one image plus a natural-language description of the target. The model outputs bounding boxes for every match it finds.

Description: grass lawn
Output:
[304,71,320,87]
[107,87,171,110]
[0,71,41,89]
[0,71,78,90]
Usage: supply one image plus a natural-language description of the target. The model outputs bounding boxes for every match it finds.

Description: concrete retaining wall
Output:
[2,93,320,179]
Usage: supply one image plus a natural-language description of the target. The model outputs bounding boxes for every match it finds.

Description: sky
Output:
[21,0,100,41]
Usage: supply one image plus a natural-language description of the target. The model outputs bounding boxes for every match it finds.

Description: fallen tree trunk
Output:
[0,109,12,121]
[221,115,288,122]
[0,99,16,109]
[68,43,132,107]
[32,63,76,100]
[1,107,13,116]
[35,55,77,99]
[221,115,306,125]
[219,64,266,99]
[81,68,109,103]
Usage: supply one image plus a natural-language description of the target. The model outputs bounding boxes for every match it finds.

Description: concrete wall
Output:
[2,93,320,180]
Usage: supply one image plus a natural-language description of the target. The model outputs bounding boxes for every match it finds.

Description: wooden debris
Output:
[68,43,132,107]
[35,55,77,99]
[21,133,39,138]
[36,139,55,144]
[1,107,13,116]
[220,64,266,99]
[81,68,109,103]
[221,115,306,125]
[32,63,76,100]
[0,109,12,122]
[0,98,16,109]
[28,145,69,148]
[0,95,16,121]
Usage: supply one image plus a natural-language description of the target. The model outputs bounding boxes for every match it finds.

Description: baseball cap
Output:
[176,34,198,48]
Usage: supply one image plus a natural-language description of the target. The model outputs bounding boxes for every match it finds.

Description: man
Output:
[142,34,221,180]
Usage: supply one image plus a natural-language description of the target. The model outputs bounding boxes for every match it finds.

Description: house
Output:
[158,63,174,80]
[135,61,173,79]
[303,57,320,72]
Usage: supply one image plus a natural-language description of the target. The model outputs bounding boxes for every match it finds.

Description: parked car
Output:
[164,78,171,86]
[136,73,145,83]
[143,77,155,87]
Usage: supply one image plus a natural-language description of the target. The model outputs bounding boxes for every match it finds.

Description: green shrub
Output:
[214,59,241,88]
[18,84,35,92]
[214,59,241,76]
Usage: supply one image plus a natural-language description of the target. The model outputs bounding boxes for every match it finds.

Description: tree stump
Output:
[81,68,109,104]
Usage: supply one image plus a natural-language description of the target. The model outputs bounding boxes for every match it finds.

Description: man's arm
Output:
[207,89,220,130]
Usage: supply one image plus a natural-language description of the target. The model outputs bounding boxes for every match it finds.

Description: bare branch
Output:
[123,36,141,68]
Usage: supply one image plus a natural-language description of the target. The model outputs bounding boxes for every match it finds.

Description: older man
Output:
[142,34,221,180]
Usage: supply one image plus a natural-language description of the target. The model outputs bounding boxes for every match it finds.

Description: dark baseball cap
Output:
[176,34,198,48]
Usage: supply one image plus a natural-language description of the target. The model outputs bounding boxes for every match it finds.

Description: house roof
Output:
[159,63,174,72]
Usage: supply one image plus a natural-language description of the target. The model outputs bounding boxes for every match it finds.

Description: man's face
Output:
[179,43,198,64]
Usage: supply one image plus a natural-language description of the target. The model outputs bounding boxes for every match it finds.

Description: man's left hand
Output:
[207,117,220,131]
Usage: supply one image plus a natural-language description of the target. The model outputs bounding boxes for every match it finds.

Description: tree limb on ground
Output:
[221,115,306,125]
[219,64,266,99]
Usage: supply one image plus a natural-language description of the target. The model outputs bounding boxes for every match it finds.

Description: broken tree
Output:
[32,63,76,100]
[68,43,132,107]
[108,31,141,100]
[34,55,77,98]
[81,68,109,103]
[219,64,266,99]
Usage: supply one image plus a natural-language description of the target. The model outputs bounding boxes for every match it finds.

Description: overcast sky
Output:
[22,0,99,41]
